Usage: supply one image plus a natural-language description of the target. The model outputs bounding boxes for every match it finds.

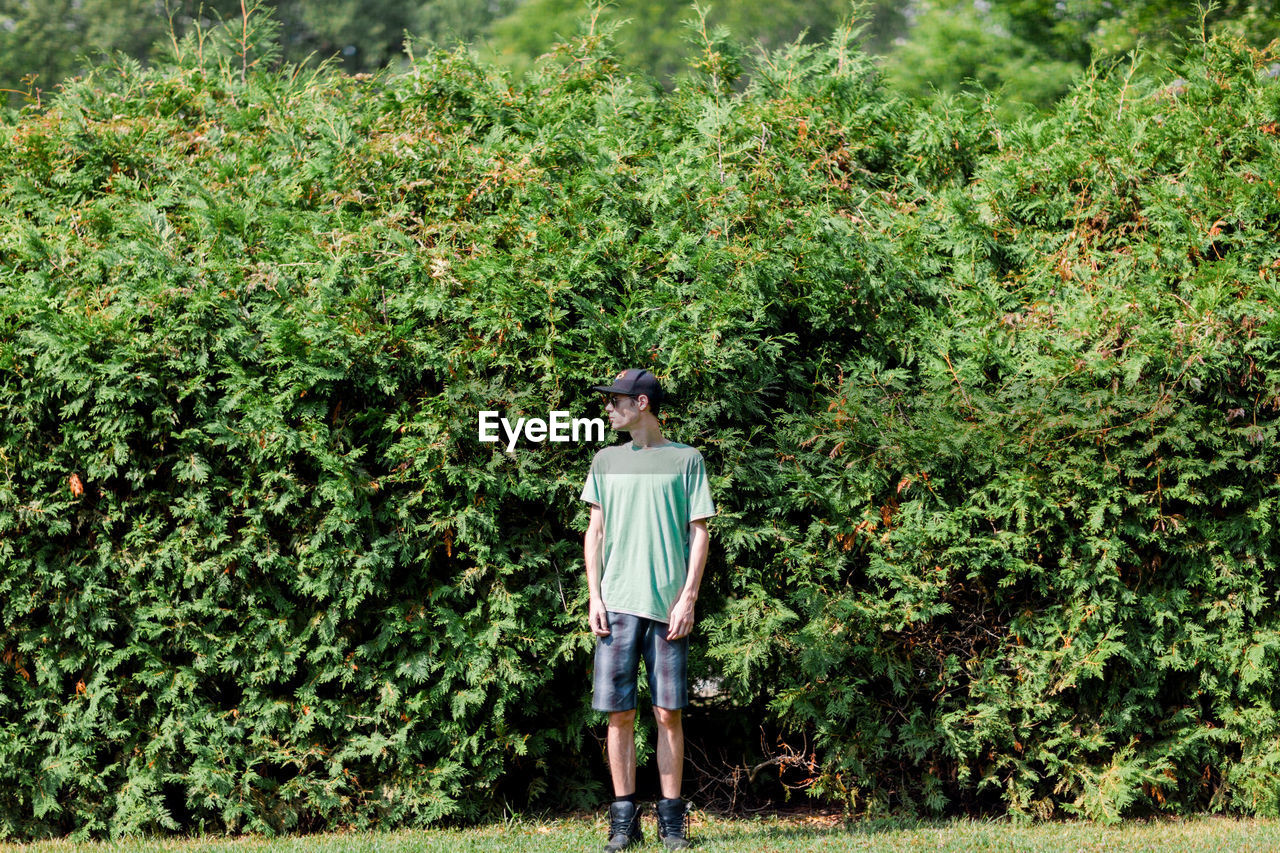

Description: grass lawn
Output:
[4,814,1280,852]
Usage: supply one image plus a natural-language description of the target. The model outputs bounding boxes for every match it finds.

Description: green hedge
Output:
[1,11,1278,838]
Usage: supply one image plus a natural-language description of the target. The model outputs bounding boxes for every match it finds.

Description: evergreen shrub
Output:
[0,9,1277,837]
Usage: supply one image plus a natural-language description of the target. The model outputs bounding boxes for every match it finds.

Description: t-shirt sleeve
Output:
[580,453,601,506]
[686,453,716,521]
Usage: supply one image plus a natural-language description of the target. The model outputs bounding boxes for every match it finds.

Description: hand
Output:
[666,596,695,641]
[589,596,611,637]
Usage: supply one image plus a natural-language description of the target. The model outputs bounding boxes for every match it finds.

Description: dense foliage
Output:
[1,7,1279,839]
[756,45,1280,820]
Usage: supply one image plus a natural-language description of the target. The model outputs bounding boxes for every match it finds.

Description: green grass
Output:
[4,815,1280,852]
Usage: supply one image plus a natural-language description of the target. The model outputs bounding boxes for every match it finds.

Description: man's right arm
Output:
[585,503,610,636]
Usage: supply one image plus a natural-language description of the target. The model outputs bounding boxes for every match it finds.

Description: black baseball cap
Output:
[592,368,663,406]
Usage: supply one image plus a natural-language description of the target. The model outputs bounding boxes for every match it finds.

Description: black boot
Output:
[604,800,643,852]
[656,797,691,849]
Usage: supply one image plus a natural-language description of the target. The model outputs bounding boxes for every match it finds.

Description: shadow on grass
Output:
[699,816,949,847]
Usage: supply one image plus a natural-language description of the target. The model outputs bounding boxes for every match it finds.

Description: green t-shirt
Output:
[580,441,716,623]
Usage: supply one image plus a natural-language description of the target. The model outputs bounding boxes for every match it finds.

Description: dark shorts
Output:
[592,611,688,712]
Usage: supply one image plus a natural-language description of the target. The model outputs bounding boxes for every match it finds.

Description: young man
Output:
[580,368,715,852]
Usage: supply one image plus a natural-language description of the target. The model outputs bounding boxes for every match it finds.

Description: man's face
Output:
[603,393,643,431]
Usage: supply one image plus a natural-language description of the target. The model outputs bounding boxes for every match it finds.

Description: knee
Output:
[609,709,637,729]
[653,706,682,730]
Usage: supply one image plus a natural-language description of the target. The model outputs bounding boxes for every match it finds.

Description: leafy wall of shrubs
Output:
[0,12,1278,838]
[756,47,1280,820]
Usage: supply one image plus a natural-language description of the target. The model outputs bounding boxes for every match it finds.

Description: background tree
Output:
[269,0,517,69]
[879,0,1082,118]
[5,1,1277,113]
[881,0,1280,117]
[0,1,903,107]
[481,0,899,84]
[0,0,515,107]
[0,0,190,103]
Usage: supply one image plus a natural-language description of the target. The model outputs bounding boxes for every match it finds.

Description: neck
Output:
[628,417,667,448]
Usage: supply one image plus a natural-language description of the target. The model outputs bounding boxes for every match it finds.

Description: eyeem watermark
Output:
[479,411,606,450]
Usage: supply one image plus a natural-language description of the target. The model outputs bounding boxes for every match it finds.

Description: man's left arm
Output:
[666,519,709,641]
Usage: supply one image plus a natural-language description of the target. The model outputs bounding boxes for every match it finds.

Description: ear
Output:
[636,393,650,411]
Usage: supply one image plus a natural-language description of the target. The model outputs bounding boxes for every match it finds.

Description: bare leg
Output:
[654,706,683,799]
[607,709,638,796]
